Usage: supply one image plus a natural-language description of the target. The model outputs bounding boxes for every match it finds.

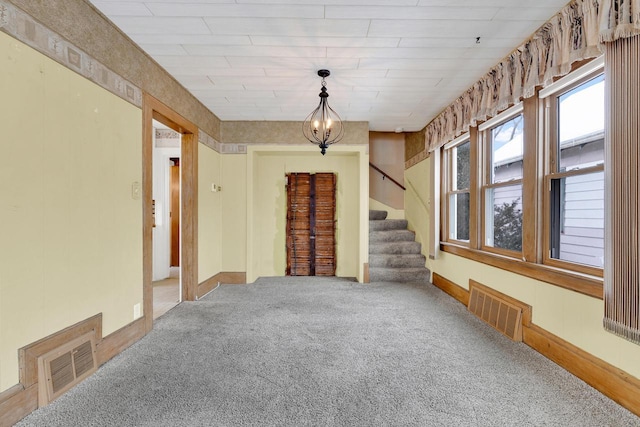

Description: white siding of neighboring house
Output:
[492,134,604,268]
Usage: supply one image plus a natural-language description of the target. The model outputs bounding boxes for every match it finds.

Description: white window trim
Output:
[444,133,470,150]
[539,55,604,99]
[478,103,523,132]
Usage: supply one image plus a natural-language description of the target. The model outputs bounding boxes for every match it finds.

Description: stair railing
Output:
[369,163,405,191]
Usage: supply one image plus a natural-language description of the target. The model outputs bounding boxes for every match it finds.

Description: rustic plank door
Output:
[286,172,336,276]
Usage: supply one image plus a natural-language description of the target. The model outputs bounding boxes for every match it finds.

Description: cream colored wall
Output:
[0,33,142,392]
[404,160,431,260]
[221,155,247,272]
[404,158,640,380]
[246,145,368,283]
[198,144,222,283]
[369,132,405,210]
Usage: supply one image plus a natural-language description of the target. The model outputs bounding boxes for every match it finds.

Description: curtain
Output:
[420,0,640,155]
[603,32,640,344]
[599,0,640,42]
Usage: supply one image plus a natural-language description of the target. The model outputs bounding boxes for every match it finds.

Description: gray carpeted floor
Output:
[16,277,640,426]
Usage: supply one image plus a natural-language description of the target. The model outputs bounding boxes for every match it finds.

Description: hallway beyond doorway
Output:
[152,267,180,319]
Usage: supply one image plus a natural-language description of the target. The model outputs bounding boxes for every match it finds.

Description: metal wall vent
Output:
[37,331,97,407]
[468,283,523,341]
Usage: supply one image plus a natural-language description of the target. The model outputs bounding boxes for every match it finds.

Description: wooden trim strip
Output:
[524,323,640,418]
[0,384,37,427]
[96,317,146,366]
[143,93,200,332]
[18,314,103,388]
[432,272,470,306]
[441,243,603,299]
[197,272,247,299]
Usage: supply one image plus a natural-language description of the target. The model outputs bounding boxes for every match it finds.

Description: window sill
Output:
[439,243,603,299]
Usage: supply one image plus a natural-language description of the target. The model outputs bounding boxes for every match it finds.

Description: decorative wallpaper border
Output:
[199,130,247,154]
[405,149,429,169]
[0,0,142,108]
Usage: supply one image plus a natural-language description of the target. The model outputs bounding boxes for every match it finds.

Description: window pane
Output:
[550,171,604,268]
[485,184,522,252]
[449,192,470,241]
[558,74,605,172]
[454,141,470,190]
[491,114,524,183]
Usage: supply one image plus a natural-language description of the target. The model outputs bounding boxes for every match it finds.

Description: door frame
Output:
[143,94,198,333]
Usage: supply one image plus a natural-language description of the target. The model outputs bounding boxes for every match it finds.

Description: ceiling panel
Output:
[88,0,571,132]
[146,3,324,18]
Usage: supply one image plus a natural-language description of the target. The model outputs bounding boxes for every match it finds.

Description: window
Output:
[438,57,605,294]
[544,71,605,274]
[481,109,524,254]
[444,137,471,243]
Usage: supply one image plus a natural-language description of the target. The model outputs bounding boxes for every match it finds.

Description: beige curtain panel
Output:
[423,0,639,154]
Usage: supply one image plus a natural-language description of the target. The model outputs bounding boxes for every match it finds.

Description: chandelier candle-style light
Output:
[303,69,344,155]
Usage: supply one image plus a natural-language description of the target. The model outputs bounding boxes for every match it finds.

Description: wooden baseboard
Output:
[0,384,37,427]
[433,272,640,418]
[363,263,370,283]
[96,317,146,366]
[432,272,470,306]
[524,323,640,417]
[197,272,246,298]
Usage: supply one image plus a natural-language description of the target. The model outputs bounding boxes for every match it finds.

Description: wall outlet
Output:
[133,303,141,320]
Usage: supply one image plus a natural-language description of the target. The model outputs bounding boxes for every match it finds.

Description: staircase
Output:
[369,210,430,283]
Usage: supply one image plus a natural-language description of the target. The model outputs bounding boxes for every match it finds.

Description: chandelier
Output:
[302,69,344,155]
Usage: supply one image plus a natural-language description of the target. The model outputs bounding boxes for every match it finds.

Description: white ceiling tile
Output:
[88,0,569,131]
[202,18,370,37]
[358,57,483,70]
[227,56,360,70]
[110,16,210,34]
[417,0,567,6]
[207,68,267,77]
[173,75,216,89]
[163,67,251,76]
[328,47,470,59]
[326,5,498,20]
[492,7,564,21]
[398,37,524,48]
[250,36,400,48]
[368,18,529,38]
[154,56,231,68]
[131,34,251,45]
[264,69,387,78]
[183,45,326,58]
[236,0,418,4]
[146,3,324,18]
[194,90,276,99]
[138,44,189,56]
[91,1,152,16]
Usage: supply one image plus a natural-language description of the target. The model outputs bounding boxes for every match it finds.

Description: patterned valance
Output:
[424,0,638,153]
[600,0,640,42]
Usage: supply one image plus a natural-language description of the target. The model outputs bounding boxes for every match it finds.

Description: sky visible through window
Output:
[559,75,605,142]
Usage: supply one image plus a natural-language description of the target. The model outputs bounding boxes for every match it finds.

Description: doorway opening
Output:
[143,94,198,334]
[286,172,336,276]
[151,120,181,319]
